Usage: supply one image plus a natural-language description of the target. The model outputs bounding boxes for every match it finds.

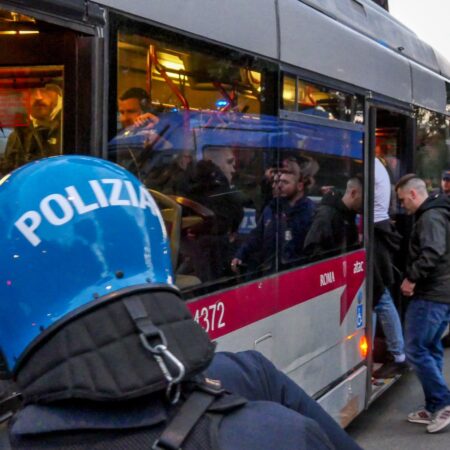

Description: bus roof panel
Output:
[279,0,413,104]
[300,0,442,75]
[434,50,450,80]
[95,0,278,59]
[410,61,448,113]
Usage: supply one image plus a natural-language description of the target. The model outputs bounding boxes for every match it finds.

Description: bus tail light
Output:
[359,335,368,358]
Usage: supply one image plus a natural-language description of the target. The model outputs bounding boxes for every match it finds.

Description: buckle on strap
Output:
[140,336,186,391]
[124,297,186,403]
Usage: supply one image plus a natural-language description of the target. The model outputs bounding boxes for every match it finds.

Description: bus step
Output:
[368,373,401,405]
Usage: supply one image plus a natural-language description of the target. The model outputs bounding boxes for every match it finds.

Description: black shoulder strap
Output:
[152,389,217,450]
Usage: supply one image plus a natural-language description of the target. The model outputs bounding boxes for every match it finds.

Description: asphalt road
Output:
[347,348,450,450]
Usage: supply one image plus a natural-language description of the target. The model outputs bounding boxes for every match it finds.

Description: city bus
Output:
[0,0,449,428]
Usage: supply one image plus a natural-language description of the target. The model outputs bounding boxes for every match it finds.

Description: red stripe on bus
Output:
[187,250,366,339]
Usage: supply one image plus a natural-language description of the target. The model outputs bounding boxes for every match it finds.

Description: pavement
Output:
[347,348,450,450]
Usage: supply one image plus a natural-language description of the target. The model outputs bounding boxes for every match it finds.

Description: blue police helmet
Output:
[0,155,173,372]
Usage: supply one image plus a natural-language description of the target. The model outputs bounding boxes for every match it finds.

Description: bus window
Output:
[111,22,364,294]
[115,27,271,129]
[0,7,96,177]
[112,25,275,173]
[111,20,279,295]
[276,120,364,267]
[108,107,365,293]
[415,108,450,191]
[280,73,364,124]
[282,74,296,111]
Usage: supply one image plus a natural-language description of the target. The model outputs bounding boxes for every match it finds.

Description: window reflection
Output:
[415,108,450,191]
[109,109,364,294]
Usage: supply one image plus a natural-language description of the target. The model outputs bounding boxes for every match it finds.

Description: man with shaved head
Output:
[396,174,450,433]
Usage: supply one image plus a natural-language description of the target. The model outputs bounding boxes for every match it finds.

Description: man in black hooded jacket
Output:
[304,177,362,258]
[396,174,450,434]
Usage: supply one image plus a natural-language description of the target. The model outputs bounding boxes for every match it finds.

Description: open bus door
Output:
[366,104,415,404]
[0,2,104,177]
[0,1,104,424]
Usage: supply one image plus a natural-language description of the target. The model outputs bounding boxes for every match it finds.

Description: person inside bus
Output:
[231,163,316,273]
[303,176,362,259]
[0,83,62,175]
[186,146,245,281]
[372,157,407,379]
[115,87,174,184]
[118,87,159,130]
[148,149,195,195]
[2,155,362,450]
[431,169,450,197]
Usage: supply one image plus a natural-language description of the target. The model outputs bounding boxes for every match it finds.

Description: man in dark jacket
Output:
[0,85,61,175]
[187,147,244,281]
[231,170,316,272]
[303,177,362,259]
[396,174,450,434]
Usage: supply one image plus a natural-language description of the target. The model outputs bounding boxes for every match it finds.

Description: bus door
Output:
[368,104,415,364]
[0,2,104,177]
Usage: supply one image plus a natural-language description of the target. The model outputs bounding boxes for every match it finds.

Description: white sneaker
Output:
[427,406,450,433]
[407,408,432,424]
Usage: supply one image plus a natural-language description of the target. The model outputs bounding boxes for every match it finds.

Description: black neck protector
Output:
[15,289,215,405]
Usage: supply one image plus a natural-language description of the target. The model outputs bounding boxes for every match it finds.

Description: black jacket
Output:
[373,220,402,305]
[406,194,450,303]
[235,196,316,267]
[0,120,61,175]
[190,160,244,236]
[303,192,359,259]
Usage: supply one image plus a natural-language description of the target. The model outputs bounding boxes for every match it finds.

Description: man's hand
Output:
[230,258,242,273]
[132,113,161,148]
[400,278,416,297]
[134,112,159,128]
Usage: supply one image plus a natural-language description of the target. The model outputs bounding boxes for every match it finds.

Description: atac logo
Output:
[15,178,161,246]
[353,260,364,274]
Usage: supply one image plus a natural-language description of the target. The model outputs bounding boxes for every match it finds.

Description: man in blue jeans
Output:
[396,174,450,433]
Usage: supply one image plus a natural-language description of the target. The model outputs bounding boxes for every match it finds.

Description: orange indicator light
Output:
[359,335,368,358]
